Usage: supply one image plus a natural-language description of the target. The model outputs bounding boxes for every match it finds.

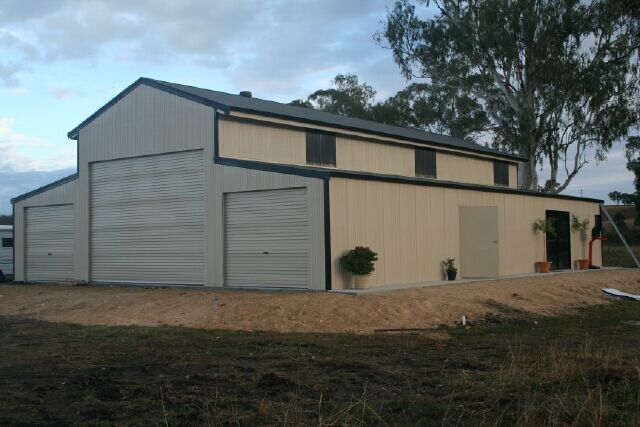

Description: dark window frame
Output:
[493,161,510,187]
[306,131,336,167]
[415,148,437,178]
[1,237,13,248]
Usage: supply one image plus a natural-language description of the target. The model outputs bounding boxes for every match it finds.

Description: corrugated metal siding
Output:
[13,179,77,281]
[220,115,518,188]
[211,163,325,290]
[25,204,74,281]
[330,177,602,289]
[224,188,309,288]
[90,150,205,284]
[219,119,305,164]
[77,84,215,282]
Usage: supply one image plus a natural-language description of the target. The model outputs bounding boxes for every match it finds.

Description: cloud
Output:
[48,86,71,99]
[0,117,76,172]
[1,86,27,95]
[0,168,76,214]
[0,0,400,96]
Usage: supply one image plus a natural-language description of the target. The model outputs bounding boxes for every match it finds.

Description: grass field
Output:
[1,301,639,426]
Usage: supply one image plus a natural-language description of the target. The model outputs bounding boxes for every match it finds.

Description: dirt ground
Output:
[0,269,639,333]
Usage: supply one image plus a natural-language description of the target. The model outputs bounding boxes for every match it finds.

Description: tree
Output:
[381,0,640,192]
[0,214,12,225]
[290,74,376,120]
[291,74,489,141]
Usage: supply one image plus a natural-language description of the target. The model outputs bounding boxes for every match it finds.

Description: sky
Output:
[0,0,635,215]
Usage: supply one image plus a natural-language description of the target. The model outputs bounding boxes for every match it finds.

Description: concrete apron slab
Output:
[332,267,625,295]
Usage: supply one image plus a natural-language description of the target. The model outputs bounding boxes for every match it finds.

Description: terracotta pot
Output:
[578,259,590,270]
[353,274,371,290]
[536,261,552,273]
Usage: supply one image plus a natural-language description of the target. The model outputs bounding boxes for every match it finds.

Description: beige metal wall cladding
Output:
[13,179,77,281]
[90,150,205,285]
[219,114,518,188]
[224,188,309,289]
[329,178,602,290]
[25,204,75,281]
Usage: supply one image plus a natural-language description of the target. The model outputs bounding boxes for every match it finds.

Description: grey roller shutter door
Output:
[25,204,74,281]
[90,150,205,285]
[224,188,309,289]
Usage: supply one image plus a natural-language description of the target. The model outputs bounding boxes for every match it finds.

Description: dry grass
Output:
[1,301,639,425]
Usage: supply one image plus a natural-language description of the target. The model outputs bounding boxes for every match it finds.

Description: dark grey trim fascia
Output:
[10,173,79,204]
[220,114,522,165]
[329,169,604,203]
[214,110,220,160]
[67,77,231,139]
[215,157,331,180]
[215,157,603,204]
[323,179,332,291]
[227,107,527,162]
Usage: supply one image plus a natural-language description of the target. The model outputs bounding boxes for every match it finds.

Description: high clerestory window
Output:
[306,131,336,167]
[493,161,510,187]
[415,148,437,178]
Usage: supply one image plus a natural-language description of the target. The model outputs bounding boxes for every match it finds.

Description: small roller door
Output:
[90,150,205,285]
[25,204,74,281]
[224,188,309,289]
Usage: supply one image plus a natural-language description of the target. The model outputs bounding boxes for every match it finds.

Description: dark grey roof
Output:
[68,77,526,161]
[10,173,78,204]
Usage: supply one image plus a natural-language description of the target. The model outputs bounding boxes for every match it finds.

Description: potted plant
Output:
[442,258,458,280]
[533,218,555,273]
[340,246,378,289]
[571,214,590,269]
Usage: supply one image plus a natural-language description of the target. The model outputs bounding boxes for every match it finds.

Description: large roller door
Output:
[25,204,74,281]
[90,150,205,285]
[224,188,309,289]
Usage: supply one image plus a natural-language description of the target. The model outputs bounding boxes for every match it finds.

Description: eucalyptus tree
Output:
[381,0,640,192]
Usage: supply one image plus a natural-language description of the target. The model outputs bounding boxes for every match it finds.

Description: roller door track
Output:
[25,204,75,281]
[90,150,205,285]
[224,188,309,289]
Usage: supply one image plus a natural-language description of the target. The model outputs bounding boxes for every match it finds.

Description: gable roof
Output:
[10,173,78,204]
[68,77,526,162]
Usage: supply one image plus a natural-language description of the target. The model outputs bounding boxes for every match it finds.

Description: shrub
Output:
[340,246,378,275]
[442,258,457,275]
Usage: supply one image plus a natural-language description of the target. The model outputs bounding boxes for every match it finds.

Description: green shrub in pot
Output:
[340,246,378,289]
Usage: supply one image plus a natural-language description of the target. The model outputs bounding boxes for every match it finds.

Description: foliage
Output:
[572,214,590,258]
[606,137,640,223]
[533,218,556,236]
[381,0,640,192]
[291,74,489,141]
[441,258,458,274]
[534,218,555,260]
[0,214,12,225]
[340,246,378,275]
[571,214,590,233]
[608,190,635,205]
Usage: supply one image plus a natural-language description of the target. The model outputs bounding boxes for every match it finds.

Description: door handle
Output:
[492,240,499,244]
[263,251,269,254]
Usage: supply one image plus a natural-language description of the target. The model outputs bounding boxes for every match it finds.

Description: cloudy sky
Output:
[0,0,634,214]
